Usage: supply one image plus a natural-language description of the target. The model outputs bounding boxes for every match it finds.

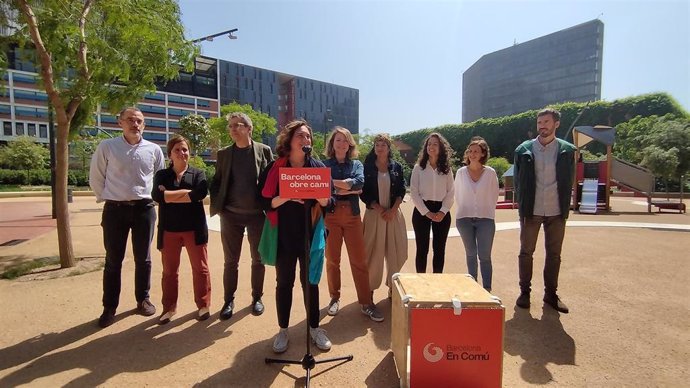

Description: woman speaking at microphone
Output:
[258,119,334,353]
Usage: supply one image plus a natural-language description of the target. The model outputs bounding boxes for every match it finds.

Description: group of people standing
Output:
[89,106,575,354]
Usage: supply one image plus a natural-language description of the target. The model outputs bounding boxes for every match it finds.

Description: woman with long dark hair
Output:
[454,137,499,291]
[360,133,408,299]
[152,135,211,324]
[258,120,334,353]
[410,132,455,273]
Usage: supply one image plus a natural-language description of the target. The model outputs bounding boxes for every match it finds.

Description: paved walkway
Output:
[0,195,688,387]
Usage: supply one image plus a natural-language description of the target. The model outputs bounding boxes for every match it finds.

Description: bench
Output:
[651,201,686,214]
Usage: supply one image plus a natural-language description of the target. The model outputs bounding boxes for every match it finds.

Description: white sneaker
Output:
[310,327,332,351]
[273,328,289,353]
[159,311,175,325]
[327,299,340,316]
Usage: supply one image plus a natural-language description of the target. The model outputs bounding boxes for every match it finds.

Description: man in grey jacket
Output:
[210,112,273,320]
[513,108,576,314]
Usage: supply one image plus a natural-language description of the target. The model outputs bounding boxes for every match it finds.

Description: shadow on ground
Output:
[504,305,576,384]
[0,311,230,387]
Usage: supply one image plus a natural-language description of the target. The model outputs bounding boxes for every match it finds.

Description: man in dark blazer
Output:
[210,112,273,320]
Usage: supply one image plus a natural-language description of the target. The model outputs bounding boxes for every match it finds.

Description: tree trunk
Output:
[56,119,76,268]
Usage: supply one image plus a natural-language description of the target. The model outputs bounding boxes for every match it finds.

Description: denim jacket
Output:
[360,157,406,209]
[323,158,365,216]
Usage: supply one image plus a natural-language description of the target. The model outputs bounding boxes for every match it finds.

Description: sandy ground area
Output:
[0,195,688,387]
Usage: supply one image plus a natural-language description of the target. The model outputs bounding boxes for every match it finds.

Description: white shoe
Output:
[310,327,332,351]
[197,307,210,321]
[273,328,289,353]
[159,311,175,325]
[327,299,340,316]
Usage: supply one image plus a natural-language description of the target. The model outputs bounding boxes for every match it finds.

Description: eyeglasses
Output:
[229,123,247,129]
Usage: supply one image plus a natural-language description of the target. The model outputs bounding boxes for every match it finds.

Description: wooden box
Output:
[391,273,504,388]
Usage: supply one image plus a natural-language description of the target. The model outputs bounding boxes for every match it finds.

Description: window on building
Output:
[13,89,48,102]
[3,121,12,136]
[167,95,195,106]
[0,104,11,115]
[12,73,38,84]
[27,123,37,137]
[16,122,25,135]
[39,124,48,138]
[14,106,49,119]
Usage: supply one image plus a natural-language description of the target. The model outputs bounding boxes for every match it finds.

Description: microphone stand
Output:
[265,153,353,387]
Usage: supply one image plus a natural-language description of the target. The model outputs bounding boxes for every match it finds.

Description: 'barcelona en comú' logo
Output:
[423,342,444,363]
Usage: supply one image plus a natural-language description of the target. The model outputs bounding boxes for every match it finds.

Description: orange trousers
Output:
[325,202,373,305]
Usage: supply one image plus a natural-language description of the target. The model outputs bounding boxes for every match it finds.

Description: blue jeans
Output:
[456,217,495,290]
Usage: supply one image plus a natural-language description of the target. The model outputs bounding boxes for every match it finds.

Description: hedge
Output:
[395,92,689,161]
[0,169,89,186]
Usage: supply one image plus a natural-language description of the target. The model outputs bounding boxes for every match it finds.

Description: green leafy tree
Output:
[208,102,278,150]
[0,135,49,182]
[4,0,197,267]
[70,131,108,172]
[177,114,210,156]
[486,157,511,187]
[641,146,679,199]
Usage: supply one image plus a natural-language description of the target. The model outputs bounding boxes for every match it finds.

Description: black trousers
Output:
[101,200,156,309]
[275,250,320,329]
[412,200,451,273]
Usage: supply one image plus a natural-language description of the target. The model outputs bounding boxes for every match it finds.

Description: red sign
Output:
[279,167,331,199]
[409,308,504,388]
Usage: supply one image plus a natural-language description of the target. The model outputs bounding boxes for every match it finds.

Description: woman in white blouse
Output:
[410,133,455,273]
[454,136,499,291]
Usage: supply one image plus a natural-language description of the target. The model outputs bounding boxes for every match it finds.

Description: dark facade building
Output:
[1,48,358,151]
[462,19,604,122]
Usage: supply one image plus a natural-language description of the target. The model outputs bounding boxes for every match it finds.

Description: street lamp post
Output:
[191,28,238,44]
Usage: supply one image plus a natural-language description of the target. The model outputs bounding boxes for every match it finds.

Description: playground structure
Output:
[572,125,685,214]
[498,125,685,214]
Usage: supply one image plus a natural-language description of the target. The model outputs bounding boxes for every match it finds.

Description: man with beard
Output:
[513,108,576,314]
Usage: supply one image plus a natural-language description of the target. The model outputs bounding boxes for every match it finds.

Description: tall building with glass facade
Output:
[1,47,359,152]
[462,19,604,122]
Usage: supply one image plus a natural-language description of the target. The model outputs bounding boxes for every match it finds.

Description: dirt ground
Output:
[0,195,688,387]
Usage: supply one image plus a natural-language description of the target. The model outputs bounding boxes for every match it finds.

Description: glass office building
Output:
[1,48,359,150]
[462,19,604,122]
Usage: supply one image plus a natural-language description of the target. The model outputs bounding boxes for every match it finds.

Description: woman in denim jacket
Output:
[323,127,383,322]
[360,133,408,299]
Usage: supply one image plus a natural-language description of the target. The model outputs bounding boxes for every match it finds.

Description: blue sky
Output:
[178,0,689,134]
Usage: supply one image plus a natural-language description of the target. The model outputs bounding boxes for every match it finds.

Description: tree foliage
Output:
[615,114,690,181]
[396,93,688,162]
[0,135,49,180]
[177,114,210,156]
[207,102,278,149]
[70,131,108,171]
[4,0,197,267]
[486,157,511,187]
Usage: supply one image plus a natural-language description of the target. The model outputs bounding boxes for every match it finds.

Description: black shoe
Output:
[252,299,265,316]
[137,299,156,316]
[544,294,569,314]
[219,301,234,320]
[98,308,116,328]
[516,292,531,309]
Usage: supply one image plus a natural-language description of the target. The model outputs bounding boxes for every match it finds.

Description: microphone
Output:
[302,145,312,155]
